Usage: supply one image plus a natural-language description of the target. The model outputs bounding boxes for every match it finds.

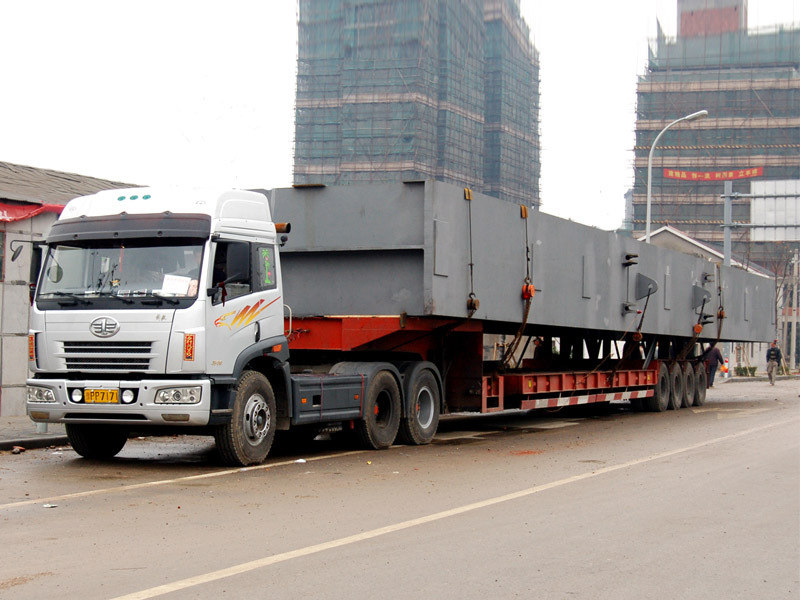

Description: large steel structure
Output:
[273,181,772,341]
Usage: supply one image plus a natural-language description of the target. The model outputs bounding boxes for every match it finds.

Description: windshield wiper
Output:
[95,292,134,305]
[141,292,180,306]
[48,291,90,305]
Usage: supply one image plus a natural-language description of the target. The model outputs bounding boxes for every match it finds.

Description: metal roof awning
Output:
[0,201,64,223]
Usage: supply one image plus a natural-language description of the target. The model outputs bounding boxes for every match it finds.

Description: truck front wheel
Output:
[215,371,276,466]
[66,424,128,459]
[356,370,401,450]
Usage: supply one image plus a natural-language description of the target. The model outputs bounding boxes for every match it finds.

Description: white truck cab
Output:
[26,188,290,464]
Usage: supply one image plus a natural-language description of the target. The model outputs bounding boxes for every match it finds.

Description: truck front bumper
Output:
[26,378,212,427]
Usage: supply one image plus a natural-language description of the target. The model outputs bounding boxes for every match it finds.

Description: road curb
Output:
[722,374,799,384]
[0,434,69,451]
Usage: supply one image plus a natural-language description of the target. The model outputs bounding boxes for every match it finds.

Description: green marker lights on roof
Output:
[116,193,151,201]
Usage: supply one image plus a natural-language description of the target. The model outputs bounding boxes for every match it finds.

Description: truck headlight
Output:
[155,386,201,404]
[27,386,57,404]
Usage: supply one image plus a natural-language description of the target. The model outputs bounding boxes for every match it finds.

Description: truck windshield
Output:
[36,239,204,308]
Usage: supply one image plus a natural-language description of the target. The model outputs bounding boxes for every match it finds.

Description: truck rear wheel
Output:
[356,370,401,450]
[215,370,276,466]
[693,363,707,406]
[668,363,684,410]
[397,369,440,445]
[644,363,670,412]
[66,424,128,459]
[682,364,696,408]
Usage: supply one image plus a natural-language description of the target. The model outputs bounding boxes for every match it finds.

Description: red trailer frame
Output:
[287,316,659,415]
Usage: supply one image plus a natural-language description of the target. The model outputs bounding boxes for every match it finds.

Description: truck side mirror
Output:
[47,264,63,283]
[10,239,26,262]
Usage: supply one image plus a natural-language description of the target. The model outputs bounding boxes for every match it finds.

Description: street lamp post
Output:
[645,109,709,243]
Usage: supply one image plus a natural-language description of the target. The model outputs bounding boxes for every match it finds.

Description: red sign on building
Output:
[663,167,763,181]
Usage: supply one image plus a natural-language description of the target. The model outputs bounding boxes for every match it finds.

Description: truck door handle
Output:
[255,321,261,343]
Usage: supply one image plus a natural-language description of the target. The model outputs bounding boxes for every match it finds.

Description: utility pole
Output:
[791,249,799,370]
[721,181,733,376]
[723,181,732,268]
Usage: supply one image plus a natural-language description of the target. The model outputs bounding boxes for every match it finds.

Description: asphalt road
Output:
[1,380,797,599]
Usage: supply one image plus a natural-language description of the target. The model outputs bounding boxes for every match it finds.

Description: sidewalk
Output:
[0,416,67,451]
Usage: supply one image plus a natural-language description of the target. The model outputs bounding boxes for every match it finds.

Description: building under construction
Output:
[293,0,540,207]
[633,0,799,269]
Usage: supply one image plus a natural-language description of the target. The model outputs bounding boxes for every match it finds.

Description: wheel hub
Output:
[416,386,435,429]
[243,394,270,443]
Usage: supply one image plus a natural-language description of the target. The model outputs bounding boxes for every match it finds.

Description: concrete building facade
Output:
[293,0,540,207]
[632,0,799,269]
[0,162,131,416]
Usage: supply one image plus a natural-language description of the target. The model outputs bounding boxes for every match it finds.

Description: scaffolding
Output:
[293,0,540,207]
[632,22,800,268]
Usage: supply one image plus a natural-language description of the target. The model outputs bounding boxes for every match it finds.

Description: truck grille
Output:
[62,341,154,371]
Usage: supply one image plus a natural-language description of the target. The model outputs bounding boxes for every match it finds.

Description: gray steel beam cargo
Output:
[272,180,773,343]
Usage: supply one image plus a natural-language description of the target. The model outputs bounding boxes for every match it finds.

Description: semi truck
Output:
[24,181,773,465]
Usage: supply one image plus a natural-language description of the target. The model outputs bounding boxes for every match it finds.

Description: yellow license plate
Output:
[85,389,119,404]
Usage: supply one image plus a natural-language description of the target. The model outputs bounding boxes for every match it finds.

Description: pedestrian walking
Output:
[703,344,724,388]
[766,340,782,386]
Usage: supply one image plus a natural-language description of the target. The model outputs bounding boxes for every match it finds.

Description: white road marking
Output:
[0,450,368,511]
[691,407,774,419]
[110,417,799,600]
[433,432,486,441]
[528,420,581,430]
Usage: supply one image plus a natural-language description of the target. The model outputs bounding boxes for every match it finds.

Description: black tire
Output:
[644,362,670,412]
[397,369,440,445]
[356,370,401,449]
[693,363,708,406]
[215,371,276,466]
[66,424,128,459]
[682,363,696,408]
[668,363,684,410]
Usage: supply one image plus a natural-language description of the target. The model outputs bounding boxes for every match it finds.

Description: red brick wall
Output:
[680,5,746,36]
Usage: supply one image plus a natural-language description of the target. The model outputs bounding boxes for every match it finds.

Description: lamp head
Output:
[685,110,708,121]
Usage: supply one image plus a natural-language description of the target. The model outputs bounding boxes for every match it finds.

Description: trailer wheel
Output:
[66,424,128,459]
[668,363,684,410]
[693,363,708,406]
[397,370,440,445]
[682,363,696,408]
[356,370,401,450]
[215,370,276,466]
[644,363,670,412]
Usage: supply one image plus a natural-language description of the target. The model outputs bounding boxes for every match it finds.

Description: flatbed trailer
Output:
[284,312,694,427]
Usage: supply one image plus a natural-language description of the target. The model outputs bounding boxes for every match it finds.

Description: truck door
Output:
[206,239,283,375]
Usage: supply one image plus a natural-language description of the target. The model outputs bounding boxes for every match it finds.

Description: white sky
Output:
[1,1,797,230]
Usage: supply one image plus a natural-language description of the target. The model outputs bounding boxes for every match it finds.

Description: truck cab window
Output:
[253,245,277,292]
[211,240,251,304]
